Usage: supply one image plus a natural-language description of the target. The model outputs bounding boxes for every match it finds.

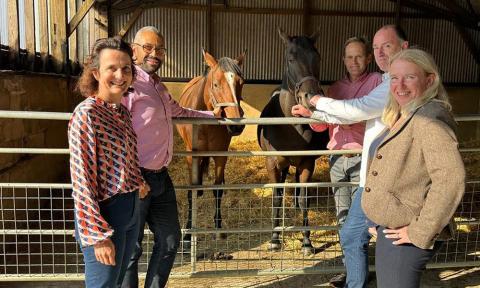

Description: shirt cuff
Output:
[315,97,336,111]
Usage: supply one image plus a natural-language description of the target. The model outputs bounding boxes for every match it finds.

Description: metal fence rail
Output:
[0,182,479,280]
[0,110,479,281]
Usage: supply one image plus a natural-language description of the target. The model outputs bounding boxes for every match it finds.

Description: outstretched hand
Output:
[291,104,312,117]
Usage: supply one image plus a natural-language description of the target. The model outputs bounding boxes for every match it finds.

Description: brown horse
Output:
[257,29,329,255]
[176,50,245,244]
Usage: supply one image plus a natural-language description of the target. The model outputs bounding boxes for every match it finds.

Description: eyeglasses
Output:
[133,43,167,55]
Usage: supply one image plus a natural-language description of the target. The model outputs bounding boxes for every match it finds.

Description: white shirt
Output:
[311,73,390,186]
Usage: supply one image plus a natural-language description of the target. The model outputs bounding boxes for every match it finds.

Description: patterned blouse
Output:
[68,97,143,247]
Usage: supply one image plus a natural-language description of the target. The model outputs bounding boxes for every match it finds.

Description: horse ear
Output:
[203,49,217,68]
[277,27,290,44]
[309,28,321,43]
[235,49,247,66]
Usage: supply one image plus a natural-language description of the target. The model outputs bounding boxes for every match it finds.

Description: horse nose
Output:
[227,125,245,136]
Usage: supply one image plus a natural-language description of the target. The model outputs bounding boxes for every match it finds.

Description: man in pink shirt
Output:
[121,26,215,288]
[293,36,382,287]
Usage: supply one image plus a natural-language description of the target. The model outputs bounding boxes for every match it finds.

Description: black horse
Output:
[257,28,329,256]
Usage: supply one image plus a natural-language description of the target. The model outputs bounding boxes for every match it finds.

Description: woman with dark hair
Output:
[68,37,148,287]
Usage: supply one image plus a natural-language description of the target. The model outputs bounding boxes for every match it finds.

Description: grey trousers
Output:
[329,154,361,226]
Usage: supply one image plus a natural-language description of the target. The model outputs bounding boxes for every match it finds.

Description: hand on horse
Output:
[139,181,150,199]
[291,104,313,117]
[309,95,324,107]
[94,238,116,266]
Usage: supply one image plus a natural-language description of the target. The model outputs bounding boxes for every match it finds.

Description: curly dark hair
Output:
[76,36,136,97]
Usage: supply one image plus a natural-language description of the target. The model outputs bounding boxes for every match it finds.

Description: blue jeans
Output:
[329,155,361,225]
[339,187,371,288]
[76,191,140,288]
[122,170,181,288]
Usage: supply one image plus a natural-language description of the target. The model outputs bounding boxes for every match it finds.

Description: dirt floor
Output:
[3,267,480,287]
[164,267,480,287]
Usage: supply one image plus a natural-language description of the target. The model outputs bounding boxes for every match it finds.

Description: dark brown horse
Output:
[257,29,329,255]
[177,50,245,244]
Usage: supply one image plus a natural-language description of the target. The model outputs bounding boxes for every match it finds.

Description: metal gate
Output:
[0,111,478,281]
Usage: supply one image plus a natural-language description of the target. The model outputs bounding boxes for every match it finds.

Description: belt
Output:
[342,153,360,158]
[141,166,167,174]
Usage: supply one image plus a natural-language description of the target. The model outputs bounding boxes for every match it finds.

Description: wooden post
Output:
[117,6,144,38]
[67,0,95,37]
[68,0,78,71]
[38,0,49,72]
[7,0,19,69]
[95,2,108,39]
[89,3,95,54]
[24,0,35,71]
[49,0,67,74]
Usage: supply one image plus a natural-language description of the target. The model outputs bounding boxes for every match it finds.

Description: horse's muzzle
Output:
[227,124,245,136]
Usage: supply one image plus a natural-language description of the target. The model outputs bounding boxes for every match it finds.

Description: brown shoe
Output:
[329,273,346,288]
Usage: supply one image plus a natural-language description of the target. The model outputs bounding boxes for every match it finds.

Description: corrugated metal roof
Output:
[108,2,480,83]
[113,6,208,79]
[213,12,302,80]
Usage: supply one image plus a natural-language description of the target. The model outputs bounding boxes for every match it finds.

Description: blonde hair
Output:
[382,49,451,128]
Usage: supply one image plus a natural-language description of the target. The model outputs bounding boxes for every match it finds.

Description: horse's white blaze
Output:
[224,72,238,104]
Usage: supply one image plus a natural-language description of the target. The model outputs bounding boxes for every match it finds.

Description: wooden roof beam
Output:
[454,22,480,65]
[67,0,96,37]
[117,5,144,38]
[390,0,480,30]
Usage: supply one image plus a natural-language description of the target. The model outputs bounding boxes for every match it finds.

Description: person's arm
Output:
[311,110,359,125]
[406,119,465,249]
[315,79,389,122]
[68,110,113,248]
[166,91,215,118]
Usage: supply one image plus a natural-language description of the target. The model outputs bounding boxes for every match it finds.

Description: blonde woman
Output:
[361,49,465,287]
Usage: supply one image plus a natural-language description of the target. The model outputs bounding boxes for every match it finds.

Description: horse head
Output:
[203,50,246,136]
[278,28,324,111]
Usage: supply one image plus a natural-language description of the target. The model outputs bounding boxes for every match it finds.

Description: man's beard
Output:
[140,56,163,74]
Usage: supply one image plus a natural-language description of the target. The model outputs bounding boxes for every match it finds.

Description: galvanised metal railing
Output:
[0,110,479,281]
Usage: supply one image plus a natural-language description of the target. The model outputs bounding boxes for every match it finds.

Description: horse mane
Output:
[179,76,208,110]
[200,57,243,78]
[179,56,243,110]
[217,57,243,77]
